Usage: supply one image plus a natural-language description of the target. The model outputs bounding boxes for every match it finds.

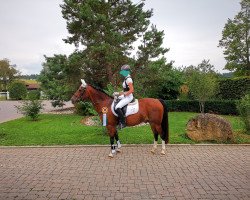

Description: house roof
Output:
[26,83,40,89]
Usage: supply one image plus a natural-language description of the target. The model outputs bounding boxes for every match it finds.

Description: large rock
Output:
[186,113,233,142]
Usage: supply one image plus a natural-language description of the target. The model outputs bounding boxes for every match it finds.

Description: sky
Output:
[0,0,241,75]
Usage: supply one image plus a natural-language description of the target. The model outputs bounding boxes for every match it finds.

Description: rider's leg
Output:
[115,96,133,129]
[115,108,126,129]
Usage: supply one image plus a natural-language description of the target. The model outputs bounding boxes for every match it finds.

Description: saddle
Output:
[111,98,139,117]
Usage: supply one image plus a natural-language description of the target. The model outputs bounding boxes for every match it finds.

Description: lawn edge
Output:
[0,143,249,149]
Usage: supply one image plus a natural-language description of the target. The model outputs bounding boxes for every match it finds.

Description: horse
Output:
[71,79,169,158]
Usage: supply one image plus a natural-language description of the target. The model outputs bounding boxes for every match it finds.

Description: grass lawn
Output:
[0,112,249,146]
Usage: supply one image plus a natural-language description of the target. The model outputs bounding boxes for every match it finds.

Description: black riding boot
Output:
[116,108,126,129]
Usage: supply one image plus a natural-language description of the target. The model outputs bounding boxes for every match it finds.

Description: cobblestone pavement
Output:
[0,145,249,200]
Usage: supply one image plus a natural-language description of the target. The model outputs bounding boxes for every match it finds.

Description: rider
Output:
[115,64,134,129]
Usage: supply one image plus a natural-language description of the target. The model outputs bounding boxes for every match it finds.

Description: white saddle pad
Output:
[111,99,139,117]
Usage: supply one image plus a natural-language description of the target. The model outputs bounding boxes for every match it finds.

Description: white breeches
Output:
[115,95,133,109]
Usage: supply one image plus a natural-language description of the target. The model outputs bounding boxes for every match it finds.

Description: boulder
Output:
[186,113,233,142]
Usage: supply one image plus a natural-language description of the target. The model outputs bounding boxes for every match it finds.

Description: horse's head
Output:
[71,79,89,104]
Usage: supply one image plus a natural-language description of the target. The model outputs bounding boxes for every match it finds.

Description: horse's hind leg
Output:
[160,140,166,155]
[150,124,158,154]
[158,128,166,155]
[153,124,166,155]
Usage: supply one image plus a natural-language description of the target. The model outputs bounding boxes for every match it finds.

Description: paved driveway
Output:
[0,145,249,200]
[0,101,73,123]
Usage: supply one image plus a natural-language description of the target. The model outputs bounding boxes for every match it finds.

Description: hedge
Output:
[165,100,238,115]
[217,77,250,100]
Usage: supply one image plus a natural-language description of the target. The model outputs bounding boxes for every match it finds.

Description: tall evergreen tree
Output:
[219,0,250,76]
[61,0,169,87]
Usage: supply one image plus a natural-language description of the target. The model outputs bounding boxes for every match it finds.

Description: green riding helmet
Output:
[119,64,131,77]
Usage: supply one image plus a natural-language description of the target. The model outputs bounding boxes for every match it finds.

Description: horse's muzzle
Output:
[71,96,77,105]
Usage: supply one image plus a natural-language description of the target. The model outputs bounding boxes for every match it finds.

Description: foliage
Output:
[0,113,247,146]
[184,60,218,113]
[217,77,250,100]
[74,101,97,116]
[104,82,122,97]
[218,0,250,76]
[8,81,27,100]
[166,100,238,115]
[39,53,84,106]
[51,100,65,108]
[27,90,41,100]
[236,94,250,133]
[134,58,181,99]
[0,59,20,91]
[19,74,39,80]
[61,0,169,88]
[158,69,184,100]
[15,100,43,121]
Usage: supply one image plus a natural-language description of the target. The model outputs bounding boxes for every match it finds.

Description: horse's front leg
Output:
[109,136,116,158]
[115,131,121,153]
[107,126,119,158]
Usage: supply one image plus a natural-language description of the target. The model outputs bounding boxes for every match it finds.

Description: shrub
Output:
[74,101,97,116]
[218,77,250,100]
[165,100,238,115]
[236,94,250,133]
[16,100,43,121]
[9,81,27,100]
[51,100,65,108]
[27,90,41,100]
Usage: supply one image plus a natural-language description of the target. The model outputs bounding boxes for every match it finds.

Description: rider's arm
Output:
[124,82,134,96]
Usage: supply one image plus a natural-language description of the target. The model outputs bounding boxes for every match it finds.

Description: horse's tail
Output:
[159,99,169,144]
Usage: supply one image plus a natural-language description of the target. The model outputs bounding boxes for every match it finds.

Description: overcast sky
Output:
[0,0,240,75]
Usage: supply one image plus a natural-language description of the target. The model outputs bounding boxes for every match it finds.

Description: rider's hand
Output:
[113,92,119,97]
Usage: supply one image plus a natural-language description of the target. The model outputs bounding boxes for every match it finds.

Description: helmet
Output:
[121,64,130,71]
[120,64,131,77]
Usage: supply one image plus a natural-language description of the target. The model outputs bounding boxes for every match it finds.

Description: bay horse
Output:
[71,79,169,157]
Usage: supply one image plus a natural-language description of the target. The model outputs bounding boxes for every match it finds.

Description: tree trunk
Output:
[199,101,205,114]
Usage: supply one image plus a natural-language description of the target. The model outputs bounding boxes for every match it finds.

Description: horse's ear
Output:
[81,79,87,88]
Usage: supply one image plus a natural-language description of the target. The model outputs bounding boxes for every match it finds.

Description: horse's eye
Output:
[79,87,85,93]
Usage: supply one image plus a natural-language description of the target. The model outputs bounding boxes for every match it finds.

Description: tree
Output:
[60,0,169,87]
[134,58,181,99]
[8,81,27,100]
[39,54,69,106]
[184,60,218,114]
[0,59,20,91]
[39,53,84,106]
[218,0,250,76]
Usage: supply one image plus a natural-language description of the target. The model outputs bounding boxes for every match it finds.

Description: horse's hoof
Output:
[108,153,114,158]
[161,149,166,155]
[151,149,156,154]
[116,148,121,153]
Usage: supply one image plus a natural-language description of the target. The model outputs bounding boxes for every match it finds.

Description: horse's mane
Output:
[89,84,113,99]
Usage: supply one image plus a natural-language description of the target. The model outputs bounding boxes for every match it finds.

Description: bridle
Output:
[72,86,86,102]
